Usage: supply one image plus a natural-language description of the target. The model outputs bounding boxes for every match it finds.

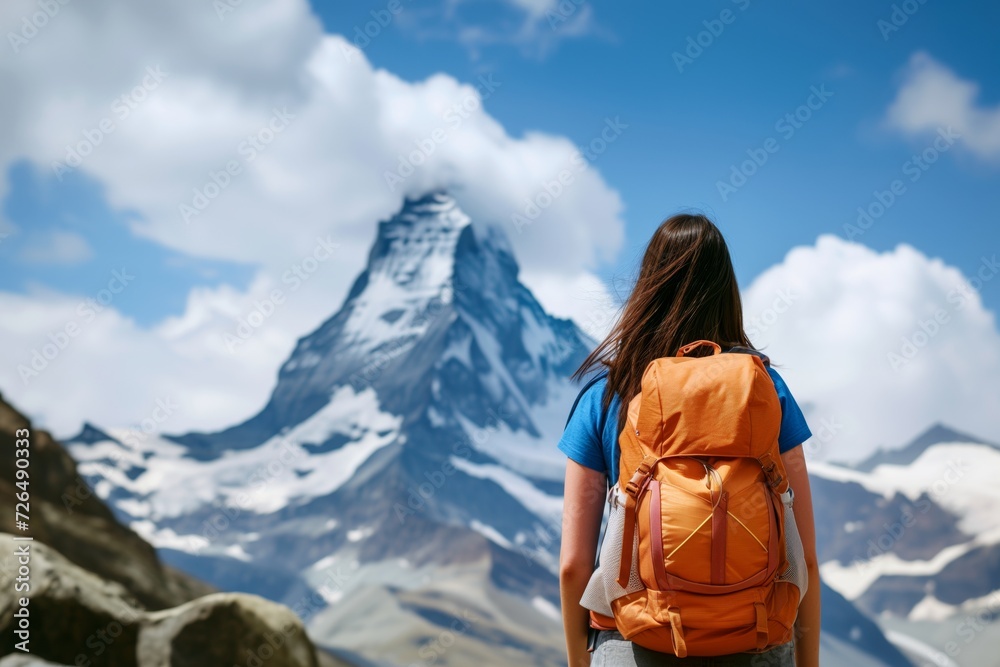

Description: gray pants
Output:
[591,630,795,666]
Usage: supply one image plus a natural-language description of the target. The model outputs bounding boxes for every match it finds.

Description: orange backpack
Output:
[579,341,808,657]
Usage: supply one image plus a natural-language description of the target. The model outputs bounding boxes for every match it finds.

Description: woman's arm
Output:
[781,445,821,667]
[559,459,607,667]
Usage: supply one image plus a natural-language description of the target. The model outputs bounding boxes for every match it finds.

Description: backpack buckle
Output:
[625,459,654,498]
[763,464,783,489]
[758,454,784,490]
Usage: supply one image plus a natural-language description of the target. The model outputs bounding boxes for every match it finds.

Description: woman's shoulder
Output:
[764,365,793,395]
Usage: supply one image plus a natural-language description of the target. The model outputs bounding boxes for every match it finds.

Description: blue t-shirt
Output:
[557,367,812,483]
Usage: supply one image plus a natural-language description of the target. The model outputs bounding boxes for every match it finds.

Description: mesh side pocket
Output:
[579,485,645,617]
[776,489,808,602]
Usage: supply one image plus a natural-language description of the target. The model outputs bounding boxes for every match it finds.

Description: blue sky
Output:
[3,0,998,322]
[1,162,256,323]
[313,0,1000,311]
[2,0,999,445]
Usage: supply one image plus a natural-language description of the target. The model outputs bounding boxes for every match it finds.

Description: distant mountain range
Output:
[852,424,999,472]
[61,192,999,666]
[811,424,1000,667]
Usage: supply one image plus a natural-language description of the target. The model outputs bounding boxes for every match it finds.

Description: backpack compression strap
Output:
[617,454,656,588]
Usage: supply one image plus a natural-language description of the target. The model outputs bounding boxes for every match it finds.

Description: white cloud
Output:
[743,235,1000,463]
[0,0,622,436]
[886,52,1000,160]
[506,0,560,18]
[432,0,595,58]
[20,230,93,264]
[520,269,618,342]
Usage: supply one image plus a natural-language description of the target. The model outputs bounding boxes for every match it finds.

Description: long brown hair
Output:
[574,213,754,432]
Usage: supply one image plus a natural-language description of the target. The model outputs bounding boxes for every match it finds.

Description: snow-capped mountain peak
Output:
[169,191,587,460]
[341,192,470,351]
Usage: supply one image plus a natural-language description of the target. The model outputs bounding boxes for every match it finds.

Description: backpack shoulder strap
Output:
[724,345,770,367]
[565,371,613,496]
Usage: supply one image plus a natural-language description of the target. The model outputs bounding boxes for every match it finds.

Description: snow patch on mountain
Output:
[907,588,1000,623]
[69,384,400,526]
[811,442,1000,535]
[908,593,963,622]
[531,595,561,621]
[469,520,513,548]
[454,379,579,481]
[821,540,979,600]
[451,457,563,527]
